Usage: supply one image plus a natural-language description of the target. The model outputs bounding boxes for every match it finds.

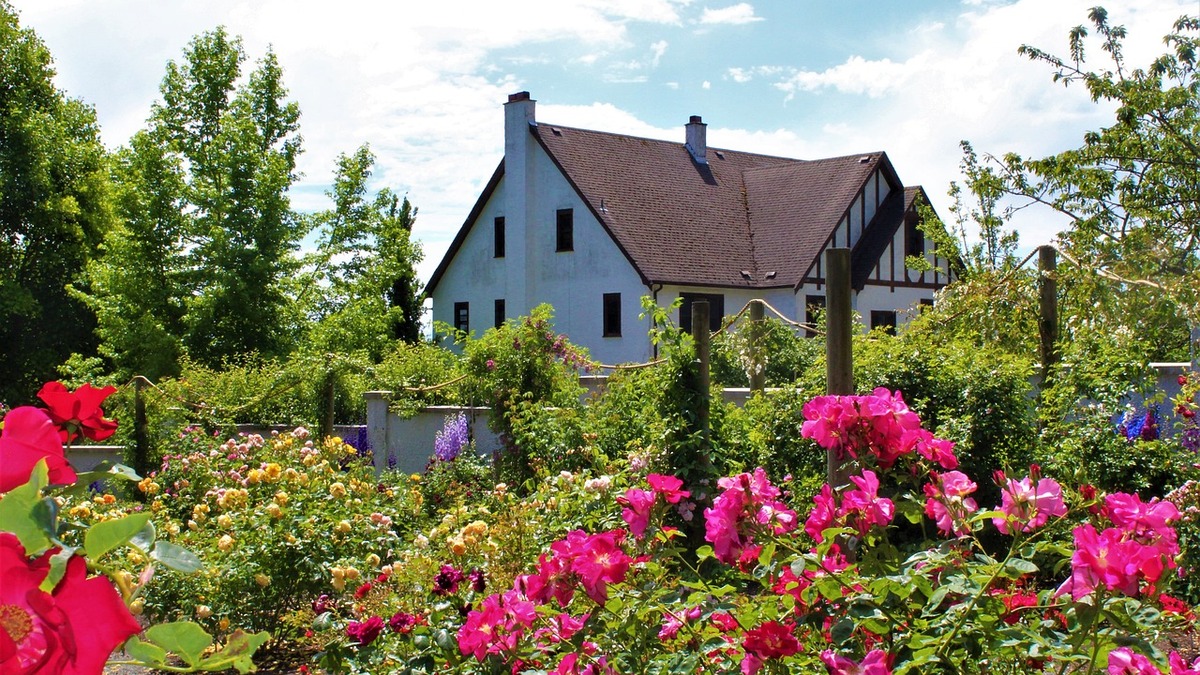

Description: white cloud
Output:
[699,3,763,25]
[702,80,711,89]
[650,40,669,67]
[773,55,923,99]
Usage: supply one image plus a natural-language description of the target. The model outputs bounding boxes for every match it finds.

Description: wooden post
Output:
[134,377,149,477]
[749,299,766,394]
[1038,245,1058,388]
[691,300,711,445]
[320,362,336,441]
[825,248,853,487]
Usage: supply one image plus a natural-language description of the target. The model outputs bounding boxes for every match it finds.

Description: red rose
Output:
[743,620,801,660]
[0,407,77,491]
[37,382,118,443]
[0,533,141,674]
[345,616,385,646]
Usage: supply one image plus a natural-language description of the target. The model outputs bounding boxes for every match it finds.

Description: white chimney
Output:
[685,115,707,164]
[503,91,536,315]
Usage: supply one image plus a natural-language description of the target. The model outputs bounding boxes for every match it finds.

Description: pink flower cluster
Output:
[617,473,690,538]
[992,469,1067,535]
[923,470,979,537]
[820,648,893,674]
[1062,493,1180,600]
[704,468,799,564]
[457,528,634,665]
[802,388,957,469]
[804,470,895,542]
[1108,647,1200,674]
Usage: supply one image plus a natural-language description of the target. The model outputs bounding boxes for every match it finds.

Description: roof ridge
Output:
[536,121,814,165]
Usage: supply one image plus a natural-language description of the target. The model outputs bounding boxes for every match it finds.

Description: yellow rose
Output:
[263,463,282,481]
[335,520,352,534]
[188,519,199,531]
[217,535,235,552]
[246,469,262,485]
[365,553,381,568]
[274,491,289,506]
[217,514,233,529]
[449,537,467,556]
[330,482,347,499]
[284,467,300,482]
[196,605,213,619]
[254,573,271,587]
[344,567,361,581]
[266,503,283,519]
[130,598,145,616]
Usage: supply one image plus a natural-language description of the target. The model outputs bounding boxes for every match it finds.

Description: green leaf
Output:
[0,461,52,553]
[151,540,203,573]
[145,621,213,667]
[830,618,855,645]
[39,547,75,593]
[695,545,714,561]
[130,520,156,552]
[194,630,271,673]
[123,636,168,665]
[85,512,153,560]
[757,541,776,567]
[1004,558,1039,577]
[433,628,454,652]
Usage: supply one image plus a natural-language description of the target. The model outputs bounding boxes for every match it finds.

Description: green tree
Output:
[82,28,305,375]
[303,145,422,358]
[77,128,188,380]
[972,8,1200,359]
[0,2,114,403]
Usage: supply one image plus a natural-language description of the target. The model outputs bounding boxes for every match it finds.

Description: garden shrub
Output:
[131,426,420,635]
[370,339,464,415]
[459,305,589,488]
[711,315,822,387]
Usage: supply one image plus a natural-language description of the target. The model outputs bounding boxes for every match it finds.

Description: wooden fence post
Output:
[691,300,711,446]
[134,376,149,477]
[825,248,853,487]
[1038,245,1058,388]
[749,299,766,394]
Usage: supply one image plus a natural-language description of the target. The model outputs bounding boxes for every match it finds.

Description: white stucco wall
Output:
[430,139,653,365]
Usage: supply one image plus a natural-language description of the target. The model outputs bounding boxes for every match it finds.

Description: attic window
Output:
[550,127,562,136]
[858,156,871,164]
[714,150,725,159]
[740,270,752,280]
[765,271,777,280]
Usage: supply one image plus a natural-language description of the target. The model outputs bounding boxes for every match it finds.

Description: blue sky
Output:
[12,0,1197,282]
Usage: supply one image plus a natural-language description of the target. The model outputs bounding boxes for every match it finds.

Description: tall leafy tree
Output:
[303,145,422,360]
[970,8,1200,359]
[0,2,114,403]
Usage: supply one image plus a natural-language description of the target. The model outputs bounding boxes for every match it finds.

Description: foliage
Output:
[969,7,1200,357]
[128,427,417,635]
[301,145,423,359]
[711,315,822,387]
[0,383,269,672]
[371,339,464,416]
[0,3,113,404]
[794,318,1039,507]
[459,305,589,488]
[80,28,306,375]
[308,389,1197,675]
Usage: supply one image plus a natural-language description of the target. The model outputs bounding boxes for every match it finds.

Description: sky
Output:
[11,0,1199,284]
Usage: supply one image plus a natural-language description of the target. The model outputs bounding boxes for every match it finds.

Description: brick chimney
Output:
[685,115,707,164]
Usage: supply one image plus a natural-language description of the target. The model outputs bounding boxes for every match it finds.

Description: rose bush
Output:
[303,387,1197,674]
[0,382,269,673]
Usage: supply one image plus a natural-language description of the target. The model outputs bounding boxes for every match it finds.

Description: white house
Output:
[426,92,955,365]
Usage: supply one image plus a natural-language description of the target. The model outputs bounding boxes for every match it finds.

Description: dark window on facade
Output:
[905,213,924,258]
[679,293,725,333]
[494,217,505,258]
[454,302,469,333]
[870,310,897,335]
[494,299,505,329]
[805,294,826,338]
[603,293,621,337]
[919,297,934,312]
[556,209,574,252]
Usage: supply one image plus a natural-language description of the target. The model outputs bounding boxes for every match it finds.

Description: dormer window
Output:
[556,209,574,252]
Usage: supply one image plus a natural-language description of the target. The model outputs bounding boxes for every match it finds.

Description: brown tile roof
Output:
[533,124,898,288]
[426,121,916,293]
